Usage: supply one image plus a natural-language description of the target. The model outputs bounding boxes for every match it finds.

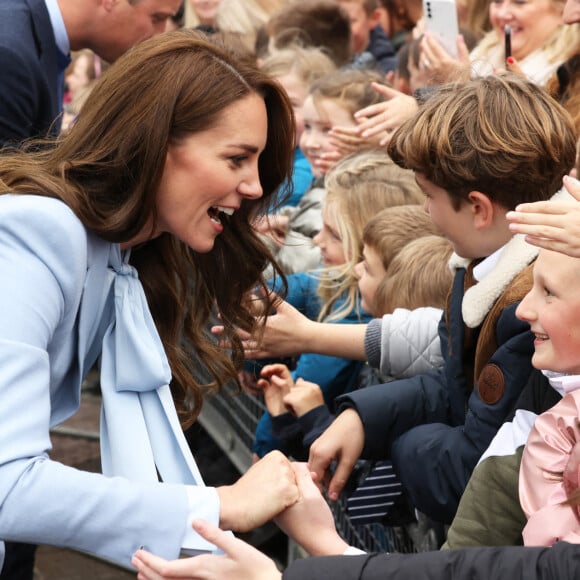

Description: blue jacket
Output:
[0,195,219,570]
[337,261,536,523]
[253,271,371,458]
[277,147,314,208]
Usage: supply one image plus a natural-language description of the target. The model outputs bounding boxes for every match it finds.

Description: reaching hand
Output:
[217,450,299,531]
[223,294,315,359]
[329,124,386,152]
[274,462,349,556]
[132,520,281,580]
[354,83,419,145]
[283,378,324,417]
[253,213,289,246]
[257,363,295,416]
[507,176,580,257]
[308,408,365,501]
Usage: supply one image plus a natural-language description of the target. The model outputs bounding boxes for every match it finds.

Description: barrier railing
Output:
[199,386,419,555]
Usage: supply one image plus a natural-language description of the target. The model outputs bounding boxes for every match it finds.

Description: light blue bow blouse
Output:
[0,194,219,570]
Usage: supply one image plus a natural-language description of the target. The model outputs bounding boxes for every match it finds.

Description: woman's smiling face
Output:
[142,93,267,252]
[489,0,563,61]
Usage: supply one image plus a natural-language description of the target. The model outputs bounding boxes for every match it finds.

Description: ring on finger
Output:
[423,58,431,69]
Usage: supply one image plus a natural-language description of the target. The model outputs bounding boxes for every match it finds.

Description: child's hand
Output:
[507,176,580,257]
[253,213,289,246]
[212,293,315,359]
[274,462,348,556]
[257,363,295,416]
[354,83,419,145]
[313,149,344,175]
[283,378,324,417]
[329,125,385,151]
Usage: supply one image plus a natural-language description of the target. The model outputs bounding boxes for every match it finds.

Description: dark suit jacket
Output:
[0,0,60,147]
[282,542,580,580]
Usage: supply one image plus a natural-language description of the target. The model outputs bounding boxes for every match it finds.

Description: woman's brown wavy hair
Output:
[0,29,295,426]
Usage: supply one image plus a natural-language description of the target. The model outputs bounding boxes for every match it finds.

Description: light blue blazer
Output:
[0,195,219,570]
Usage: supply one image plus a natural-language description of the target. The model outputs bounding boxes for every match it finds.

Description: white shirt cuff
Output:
[182,486,221,552]
[343,546,366,555]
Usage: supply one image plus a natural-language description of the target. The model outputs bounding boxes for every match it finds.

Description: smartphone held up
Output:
[422,0,460,58]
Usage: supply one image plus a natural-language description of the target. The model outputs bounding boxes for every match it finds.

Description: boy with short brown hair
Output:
[309,74,577,525]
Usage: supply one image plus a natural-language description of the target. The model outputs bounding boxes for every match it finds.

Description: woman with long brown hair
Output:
[0,29,301,571]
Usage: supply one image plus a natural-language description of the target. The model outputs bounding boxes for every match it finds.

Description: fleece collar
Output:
[448,187,571,328]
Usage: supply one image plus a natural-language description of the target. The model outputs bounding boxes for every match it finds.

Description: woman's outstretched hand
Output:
[217,450,300,532]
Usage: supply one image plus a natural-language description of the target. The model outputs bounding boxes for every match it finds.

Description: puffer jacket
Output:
[365,307,444,379]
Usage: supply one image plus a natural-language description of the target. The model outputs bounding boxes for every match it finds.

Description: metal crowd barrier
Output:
[198,385,419,555]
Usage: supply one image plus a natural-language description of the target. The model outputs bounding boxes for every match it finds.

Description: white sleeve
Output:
[183,486,222,552]
[343,546,367,555]
[380,307,443,378]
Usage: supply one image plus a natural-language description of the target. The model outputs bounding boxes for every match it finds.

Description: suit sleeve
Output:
[282,542,580,580]
[0,46,45,145]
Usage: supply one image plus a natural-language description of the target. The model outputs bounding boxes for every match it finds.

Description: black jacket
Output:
[283,542,580,580]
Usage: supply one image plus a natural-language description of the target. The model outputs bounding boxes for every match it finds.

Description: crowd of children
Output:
[171,0,580,575]
[8,0,580,578]
[175,0,580,571]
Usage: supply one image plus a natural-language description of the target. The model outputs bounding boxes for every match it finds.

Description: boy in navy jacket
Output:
[308,74,578,524]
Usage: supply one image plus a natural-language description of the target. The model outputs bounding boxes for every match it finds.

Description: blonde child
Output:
[348,211,453,527]
[355,205,452,317]
[258,46,336,210]
[270,68,388,274]
[252,152,423,460]
[257,205,452,528]
[372,234,453,316]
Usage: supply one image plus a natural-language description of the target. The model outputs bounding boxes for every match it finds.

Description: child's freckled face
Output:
[299,96,356,177]
[516,250,580,375]
[354,244,386,315]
